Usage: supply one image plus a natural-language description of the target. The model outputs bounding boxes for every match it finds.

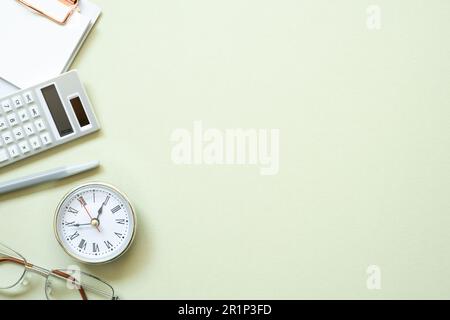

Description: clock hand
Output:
[67,222,92,227]
[96,201,105,219]
[78,198,100,232]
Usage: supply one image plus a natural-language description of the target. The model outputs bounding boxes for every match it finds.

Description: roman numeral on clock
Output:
[69,231,80,240]
[111,205,121,214]
[93,243,99,253]
[78,196,87,206]
[104,240,113,249]
[104,195,110,206]
[67,207,78,214]
[78,239,87,250]
[115,219,126,224]
[114,232,123,239]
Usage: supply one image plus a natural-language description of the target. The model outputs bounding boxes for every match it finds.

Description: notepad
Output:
[0,0,101,91]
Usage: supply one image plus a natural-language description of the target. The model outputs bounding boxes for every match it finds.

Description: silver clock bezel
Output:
[54,182,137,265]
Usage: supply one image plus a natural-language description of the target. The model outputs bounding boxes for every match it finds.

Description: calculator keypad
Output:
[29,136,41,149]
[41,132,52,145]
[8,145,19,158]
[7,113,18,126]
[29,105,40,118]
[1,100,13,113]
[18,141,31,154]
[13,127,24,140]
[2,131,13,144]
[12,96,24,108]
[23,92,34,104]
[0,117,6,130]
[18,109,29,122]
[23,123,34,136]
[0,91,53,164]
[35,119,46,131]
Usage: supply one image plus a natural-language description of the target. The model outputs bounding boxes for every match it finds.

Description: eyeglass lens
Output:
[45,269,115,300]
[1,243,115,300]
[0,244,27,290]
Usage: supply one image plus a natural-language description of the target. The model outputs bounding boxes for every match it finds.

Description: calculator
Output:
[0,71,100,168]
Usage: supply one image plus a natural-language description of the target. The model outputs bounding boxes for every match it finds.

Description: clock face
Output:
[55,183,136,264]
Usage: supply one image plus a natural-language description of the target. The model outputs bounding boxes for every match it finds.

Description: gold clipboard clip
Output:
[16,0,80,25]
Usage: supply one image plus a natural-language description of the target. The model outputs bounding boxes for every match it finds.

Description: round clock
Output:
[54,182,137,264]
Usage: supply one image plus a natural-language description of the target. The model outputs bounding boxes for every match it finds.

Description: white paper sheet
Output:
[0,0,100,91]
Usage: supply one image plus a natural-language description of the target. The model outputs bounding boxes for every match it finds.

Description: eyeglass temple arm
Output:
[0,257,88,300]
[0,256,30,267]
[52,269,88,300]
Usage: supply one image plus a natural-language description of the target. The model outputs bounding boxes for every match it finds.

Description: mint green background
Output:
[1,0,449,299]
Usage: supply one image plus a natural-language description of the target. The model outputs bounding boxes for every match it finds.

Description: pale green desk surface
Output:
[1,0,449,299]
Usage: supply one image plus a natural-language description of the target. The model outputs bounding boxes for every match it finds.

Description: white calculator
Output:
[0,71,100,168]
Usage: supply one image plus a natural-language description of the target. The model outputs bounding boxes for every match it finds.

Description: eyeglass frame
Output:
[0,243,119,300]
[16,0,80,25]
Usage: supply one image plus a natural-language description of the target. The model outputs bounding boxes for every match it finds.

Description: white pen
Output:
[0,160,100,195]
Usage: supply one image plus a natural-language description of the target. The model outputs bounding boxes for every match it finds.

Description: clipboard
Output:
[0,0,101,96]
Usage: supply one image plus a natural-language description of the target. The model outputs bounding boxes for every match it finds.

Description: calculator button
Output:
[7,113,18,126]
[1,100,13,113]
[23,123,35,136]
[29,136,41,149]
[18,109,29,122]
[40,132,52,145]
[29,105,40,118]
[1,131,13,144]
[23,92,34,104]
[8,145,19,158]
[0,148,8,162]
[13,127,24,140]
[34,119,46,131]
[18,141,31,154]
[0,117,6,131]
[12,96,23,108]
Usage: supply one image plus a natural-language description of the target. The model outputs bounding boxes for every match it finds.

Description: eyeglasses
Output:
[0,243,118,300]
[16,0,80,25]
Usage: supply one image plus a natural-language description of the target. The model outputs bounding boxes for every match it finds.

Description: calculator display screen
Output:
[41,84,74,137]
[70,96,90,127]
